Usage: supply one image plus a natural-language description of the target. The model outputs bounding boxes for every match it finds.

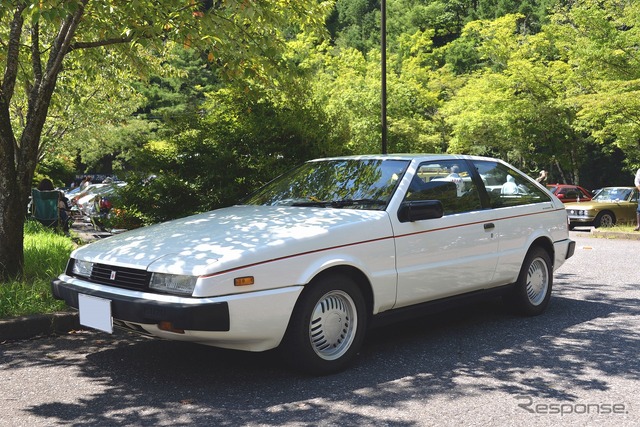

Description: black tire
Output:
[281,274,367,375]
[594,211,615,228]
[504,246,553,316]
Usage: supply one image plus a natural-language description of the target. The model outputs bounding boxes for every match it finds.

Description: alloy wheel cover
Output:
[526,257,549,306]
[309,290,358,360]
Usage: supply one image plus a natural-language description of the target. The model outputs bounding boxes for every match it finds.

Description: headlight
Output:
[149,273,197,296]
[568,209,589,216]
[72,259,93,277]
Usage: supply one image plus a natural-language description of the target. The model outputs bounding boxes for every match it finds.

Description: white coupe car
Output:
[52,155,575,374]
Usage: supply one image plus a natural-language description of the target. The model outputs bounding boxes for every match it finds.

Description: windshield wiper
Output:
[328,198,386,208]
[290,200,331,207]
[291,198,386,208]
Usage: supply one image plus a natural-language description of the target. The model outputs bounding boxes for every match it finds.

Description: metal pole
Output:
[381,0,387,154]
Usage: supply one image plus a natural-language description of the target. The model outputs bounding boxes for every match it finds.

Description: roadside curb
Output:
[0,312,80,342]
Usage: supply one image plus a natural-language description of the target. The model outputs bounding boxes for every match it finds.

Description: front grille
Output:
[89,263,151,291]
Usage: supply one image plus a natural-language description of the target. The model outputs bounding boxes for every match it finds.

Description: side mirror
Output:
[398,200,444,223]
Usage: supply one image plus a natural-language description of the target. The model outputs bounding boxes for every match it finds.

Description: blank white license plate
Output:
[78,293,113,333]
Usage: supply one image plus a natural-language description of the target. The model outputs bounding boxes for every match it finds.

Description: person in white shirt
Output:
[446,165,464,196]
[501,175,518,195]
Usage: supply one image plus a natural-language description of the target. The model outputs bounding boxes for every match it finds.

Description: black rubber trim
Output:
[566,239,576,260]
[51,279,230,331]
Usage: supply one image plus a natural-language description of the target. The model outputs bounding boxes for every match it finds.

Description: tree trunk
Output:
[0,2,87,281]
[0,191,26,281]
[0,109,38,280]
[0,104,25,280]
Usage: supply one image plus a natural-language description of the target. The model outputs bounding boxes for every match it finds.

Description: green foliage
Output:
[23,221,75,281]
[556,1,640,168]
[472,0,557,32]
[329,0,558,54]
[436,2,640,184]
[6,0,640,235]
[114,65,343,222]
[439,35,484,74]
[135,46,219,123]
[331,0,381,52]
[72,118,158,175]
[103,206,144,231]
[0,280,67,318]
[33,154,76,188]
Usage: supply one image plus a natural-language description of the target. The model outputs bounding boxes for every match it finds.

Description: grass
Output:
[589,223,640,239]
[0,221,76,319]
[602,224,637,232]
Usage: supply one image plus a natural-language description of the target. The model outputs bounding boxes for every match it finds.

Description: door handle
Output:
[484,223,495,230]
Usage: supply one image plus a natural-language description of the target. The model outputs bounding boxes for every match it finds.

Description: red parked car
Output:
[547,184,593,203]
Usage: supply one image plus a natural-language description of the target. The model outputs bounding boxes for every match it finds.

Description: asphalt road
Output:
[1,231,638,426]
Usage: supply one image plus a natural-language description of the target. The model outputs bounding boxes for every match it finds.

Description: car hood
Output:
[564,200,621,210]
[71,205,392,276]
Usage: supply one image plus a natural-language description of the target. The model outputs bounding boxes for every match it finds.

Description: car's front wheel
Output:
[504,246,552,316]
[282,273,367,375]
[594,211,615,228]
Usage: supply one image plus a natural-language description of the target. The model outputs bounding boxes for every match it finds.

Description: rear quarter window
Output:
[472,161,552,208]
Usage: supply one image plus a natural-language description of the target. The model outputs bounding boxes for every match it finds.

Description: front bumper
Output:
[51,275,303,352]
[566,208,596,224]
[52,279,230,331]
[568,216,595,224]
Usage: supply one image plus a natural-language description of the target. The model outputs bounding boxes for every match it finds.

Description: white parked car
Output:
[52,155,575,374]
[70,182,126,218]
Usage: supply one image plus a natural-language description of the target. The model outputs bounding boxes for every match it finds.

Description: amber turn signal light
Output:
[158,321,185,334]
[234,276,255,286]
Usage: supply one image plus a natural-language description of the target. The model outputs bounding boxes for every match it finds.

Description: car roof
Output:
[308,154,500,162]
[599,186,635,190]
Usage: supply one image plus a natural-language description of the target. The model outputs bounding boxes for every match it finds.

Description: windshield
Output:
[593,188,633,202]
[244,159,410,210]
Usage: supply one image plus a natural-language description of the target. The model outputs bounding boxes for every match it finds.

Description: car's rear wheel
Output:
[594,211,615,228]
[504,246,552,316]
[282,274,367,375]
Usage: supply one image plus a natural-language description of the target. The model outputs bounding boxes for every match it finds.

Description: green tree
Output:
[64,46,214,176]
[0,0,329,280]
[329,0,380,52]
[442,14,584,179]
[556,0,640,169]
[113,32,345,223]
[118,80,340,223]
[473,0,558,32]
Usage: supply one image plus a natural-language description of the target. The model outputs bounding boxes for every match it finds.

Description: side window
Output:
[404,161,482,215]
[471,160,551,208]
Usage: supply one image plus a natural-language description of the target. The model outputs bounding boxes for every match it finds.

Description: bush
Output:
[104,207,145,230]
